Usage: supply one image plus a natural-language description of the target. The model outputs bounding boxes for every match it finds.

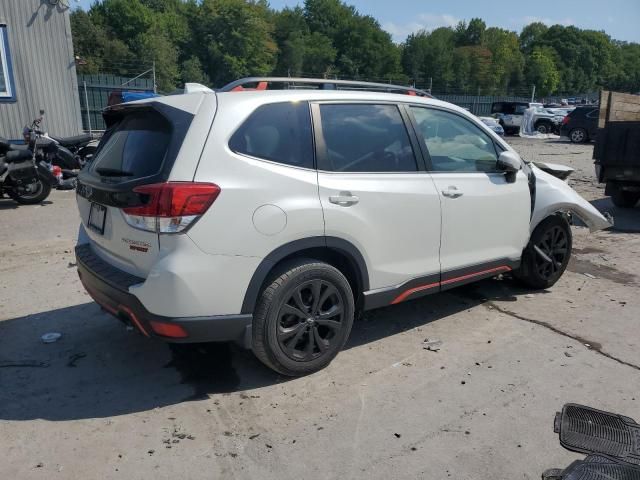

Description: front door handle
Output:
[441,186,463,199]
[329,191,359,207]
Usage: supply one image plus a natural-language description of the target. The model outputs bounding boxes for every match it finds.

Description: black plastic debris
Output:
[554,404,640,465]
[543,403,640,479]
[543,454,640,480]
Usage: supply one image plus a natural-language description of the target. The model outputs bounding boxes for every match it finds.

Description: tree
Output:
[455,18,486,46]
[525,47,560,95]
[137,28,179,91]
[484,27,524,93]
[181,56,210,86]
[71,2,640,96]
[519,22,548,53]
[196,0,277,85]
[402,27,456,90]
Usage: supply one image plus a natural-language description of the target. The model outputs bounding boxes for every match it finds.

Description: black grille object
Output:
[554,404,640,465]
[543,454,640,480]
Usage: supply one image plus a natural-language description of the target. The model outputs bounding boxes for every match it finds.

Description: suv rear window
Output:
[90,112,171,181]
[229,102,314,169]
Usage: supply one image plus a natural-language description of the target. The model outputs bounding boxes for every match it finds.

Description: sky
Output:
[74,0,640,43]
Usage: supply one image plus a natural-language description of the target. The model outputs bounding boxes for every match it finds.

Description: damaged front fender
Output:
[531,165,613,232]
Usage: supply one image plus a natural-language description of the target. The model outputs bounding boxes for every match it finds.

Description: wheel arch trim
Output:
[240,236,370,314]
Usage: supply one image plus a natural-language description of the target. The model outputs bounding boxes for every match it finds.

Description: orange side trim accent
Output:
[118,304,151,338]
[390,265,512,305]
[391,281,439,304]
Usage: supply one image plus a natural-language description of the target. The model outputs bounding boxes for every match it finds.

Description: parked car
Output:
[478,116,504,136]
[74,78,611,376]
[560,106,599,143]
[490,101,560,134]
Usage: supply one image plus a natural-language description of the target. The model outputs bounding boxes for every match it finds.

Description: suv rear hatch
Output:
[76,96,215,278]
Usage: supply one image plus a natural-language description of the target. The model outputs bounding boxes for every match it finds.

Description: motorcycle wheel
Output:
[9,172,52,204]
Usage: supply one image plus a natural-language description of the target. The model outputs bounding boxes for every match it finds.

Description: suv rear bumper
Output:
[75,244,252,346]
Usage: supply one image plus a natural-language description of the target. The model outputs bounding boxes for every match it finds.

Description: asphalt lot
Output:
[1,137,639,479]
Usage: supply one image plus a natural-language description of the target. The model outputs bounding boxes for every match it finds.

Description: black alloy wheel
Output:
[252,260,355,376]
[533,224,569,281]
[276,279,345,362]
[514,215,572,289]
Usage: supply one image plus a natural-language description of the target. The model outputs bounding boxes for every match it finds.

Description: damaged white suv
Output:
[75,78,611,376]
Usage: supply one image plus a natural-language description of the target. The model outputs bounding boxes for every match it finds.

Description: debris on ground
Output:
[66,352,86,367]
[41,332,62,343]
[583,273,597,279]
[422,339,442,352]
[0,360,49,368]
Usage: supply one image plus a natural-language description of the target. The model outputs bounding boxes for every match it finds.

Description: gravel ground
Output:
[1,137,639,479]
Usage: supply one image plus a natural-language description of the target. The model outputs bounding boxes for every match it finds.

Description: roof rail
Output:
[218,77,433,98]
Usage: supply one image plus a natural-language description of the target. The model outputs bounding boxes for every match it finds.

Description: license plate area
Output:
[88,203,107,235]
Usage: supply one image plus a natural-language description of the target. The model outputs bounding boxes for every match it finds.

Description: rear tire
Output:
[611,187,640,208]
[10,172,52,205]
[252,260,355,376]
[569,128,587,143]
[514,215,572,290]
[535,120,553,134]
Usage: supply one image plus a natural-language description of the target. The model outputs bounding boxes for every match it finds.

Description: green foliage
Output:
[525,47,560,96]
[71,0,640,95]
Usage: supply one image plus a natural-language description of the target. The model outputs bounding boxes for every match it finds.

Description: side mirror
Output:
[497,151,522,183]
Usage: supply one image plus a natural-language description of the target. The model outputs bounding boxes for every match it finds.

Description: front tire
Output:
[514,215,572,289]
[252,260,355,376]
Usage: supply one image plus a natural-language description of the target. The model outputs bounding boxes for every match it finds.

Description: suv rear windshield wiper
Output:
[95,167,135,177]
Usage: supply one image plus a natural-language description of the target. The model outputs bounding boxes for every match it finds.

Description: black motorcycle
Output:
[0,138,56,204]
[24,114,98,171]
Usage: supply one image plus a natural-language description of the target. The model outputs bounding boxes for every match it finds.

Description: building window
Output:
[0,25,16,101]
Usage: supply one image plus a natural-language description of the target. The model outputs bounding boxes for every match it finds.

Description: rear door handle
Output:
[329,191,359,207]
[441,186,463,199]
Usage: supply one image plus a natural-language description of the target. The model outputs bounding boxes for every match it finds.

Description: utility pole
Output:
[428,77,433,94]
[152,61,157,94]
[83,80,92,135]
[531,85,536,103]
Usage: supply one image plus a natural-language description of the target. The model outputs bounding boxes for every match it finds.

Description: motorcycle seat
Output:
[50,133,92,147]
[0,137,29,152]
[4,149,33,163]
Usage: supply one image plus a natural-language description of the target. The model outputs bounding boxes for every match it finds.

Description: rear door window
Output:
[316,103,417,172]
[229,101,314,169]
[90,112,171,181]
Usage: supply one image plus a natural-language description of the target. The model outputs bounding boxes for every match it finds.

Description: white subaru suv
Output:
[75,78,611,376]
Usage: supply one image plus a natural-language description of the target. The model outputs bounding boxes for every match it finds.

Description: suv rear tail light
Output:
[122,182,220,233]
[562,115,570,125]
